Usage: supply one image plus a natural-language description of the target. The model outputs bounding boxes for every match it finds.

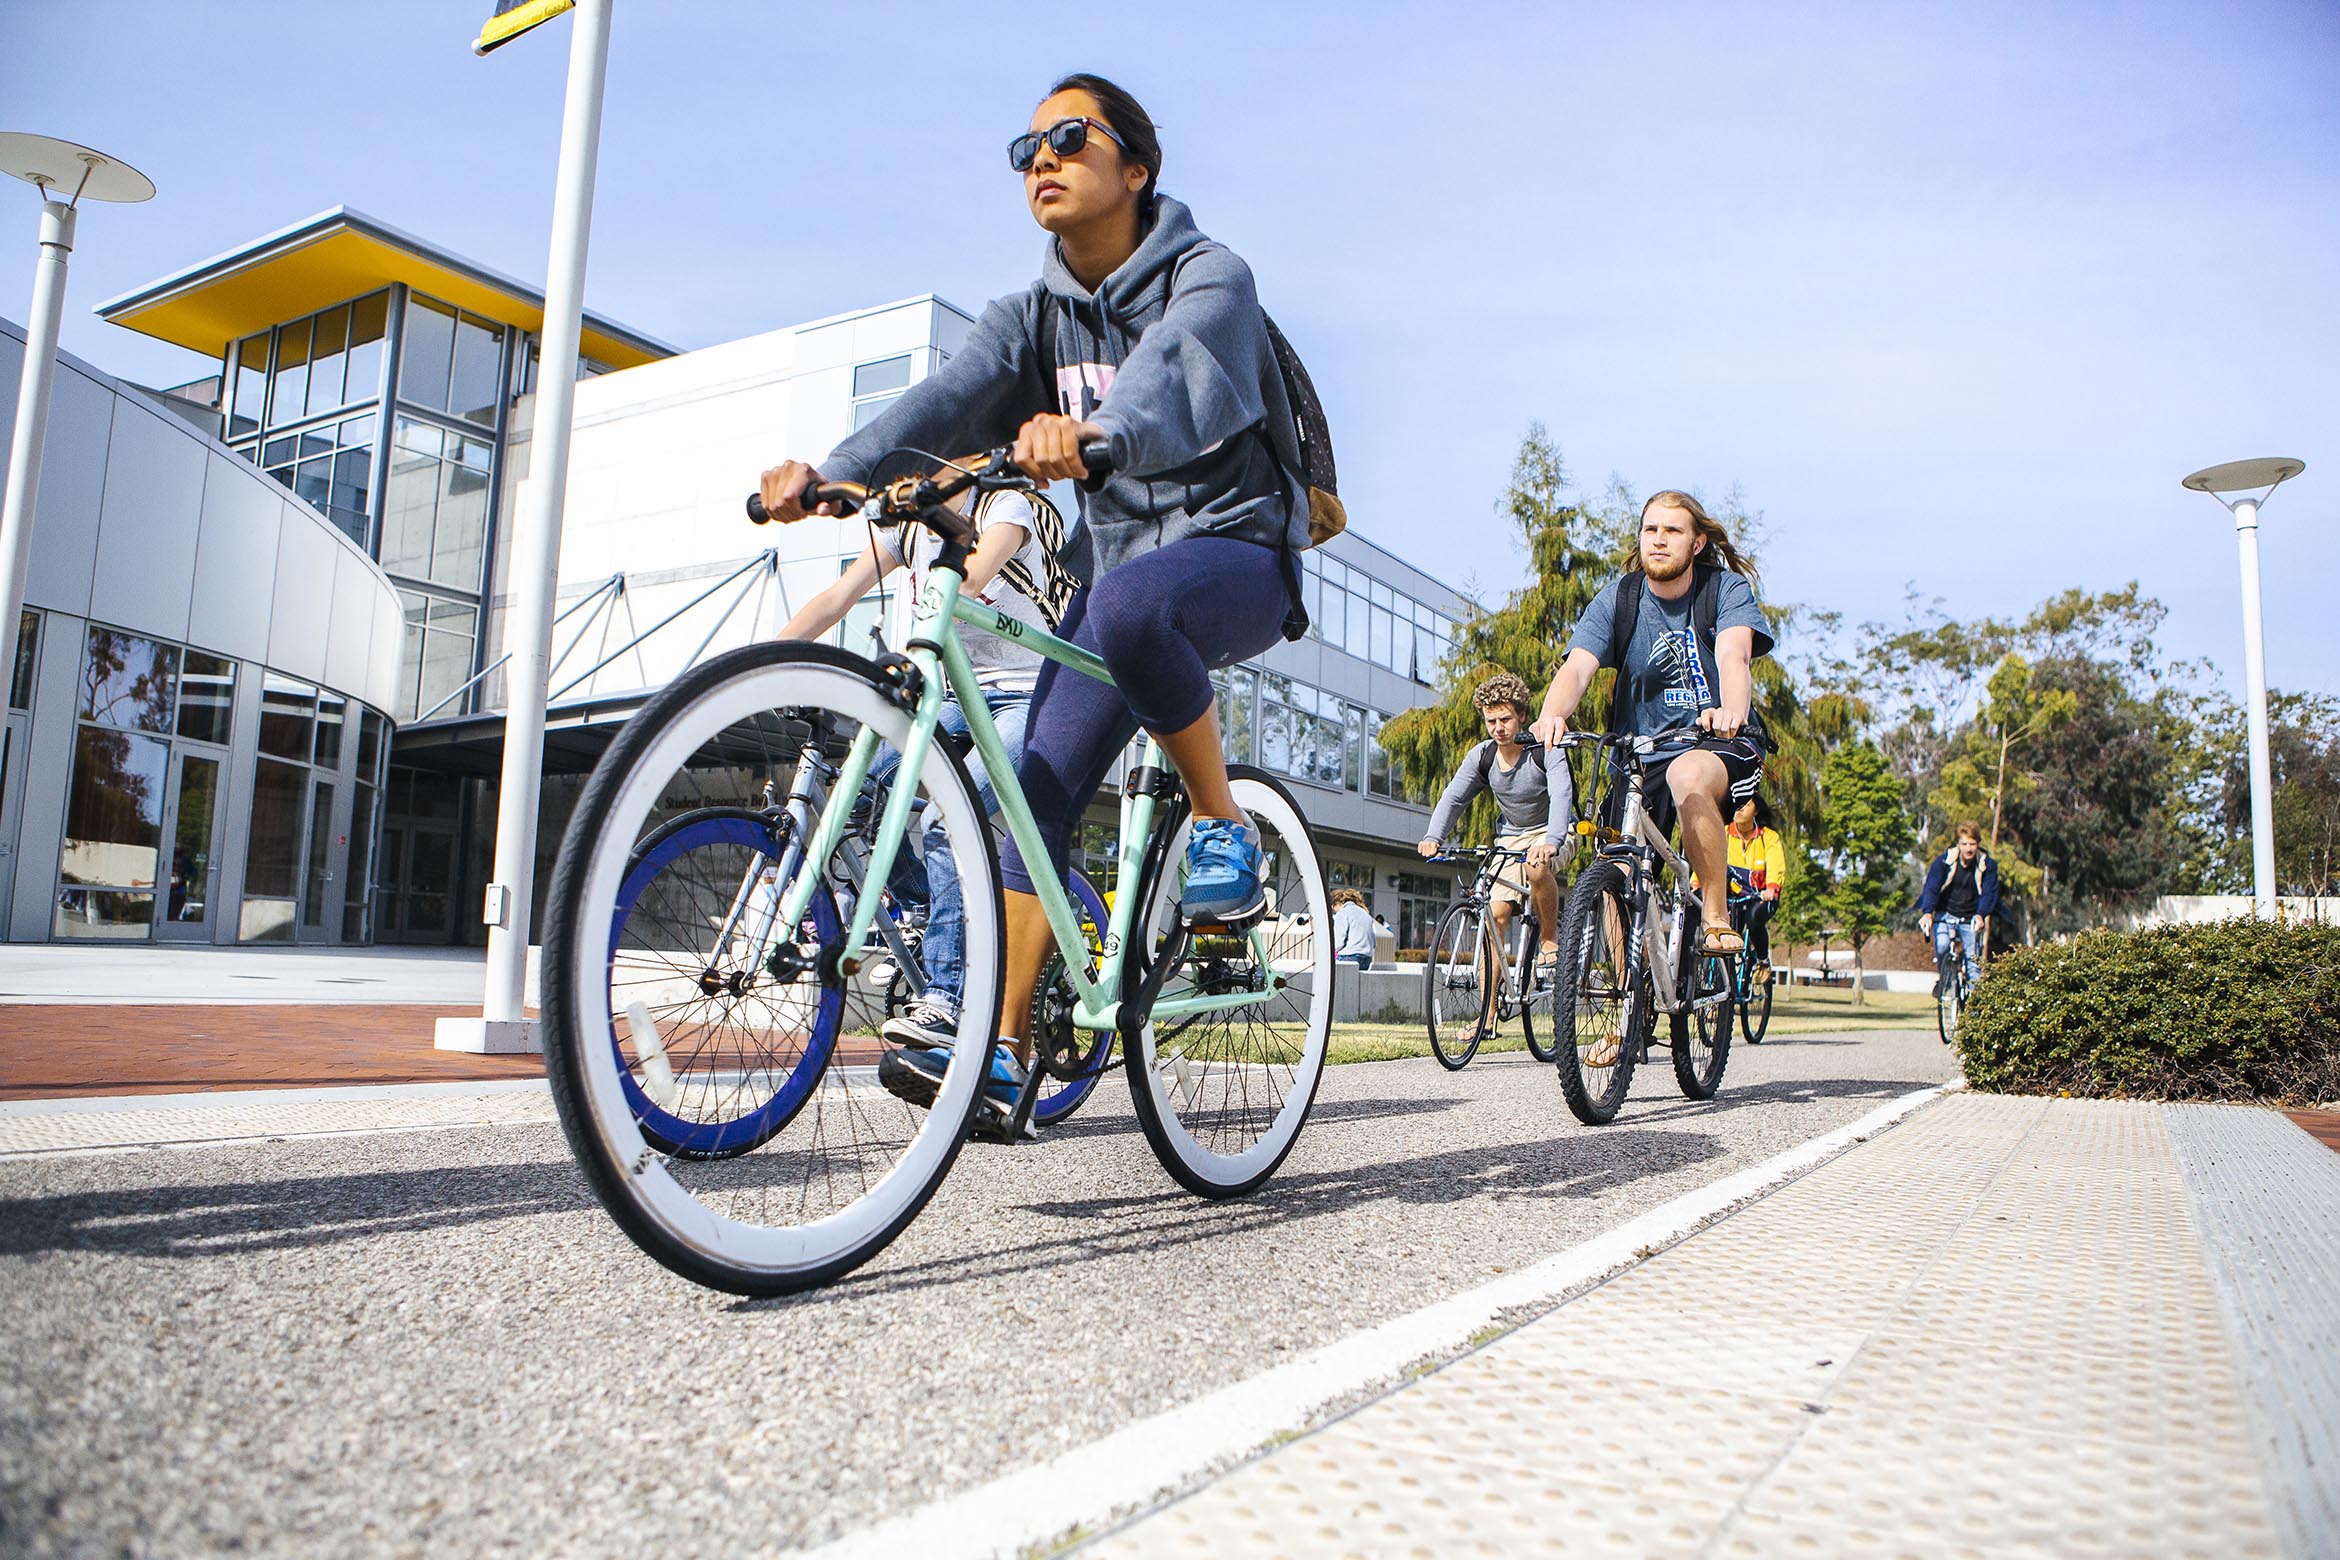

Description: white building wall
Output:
[488,297,969,699]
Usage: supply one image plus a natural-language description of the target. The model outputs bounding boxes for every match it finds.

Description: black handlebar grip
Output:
[746,492,770,524]
[1080,439,1113,478]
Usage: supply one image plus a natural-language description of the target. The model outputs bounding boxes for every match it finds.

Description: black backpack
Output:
[1604,564,1769,748]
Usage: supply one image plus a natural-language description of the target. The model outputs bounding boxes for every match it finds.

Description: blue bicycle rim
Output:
[1032,869,1112,1126]
[607,812,844,1155]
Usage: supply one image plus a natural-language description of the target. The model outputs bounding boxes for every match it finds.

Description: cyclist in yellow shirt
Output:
[1725,794,1785,980]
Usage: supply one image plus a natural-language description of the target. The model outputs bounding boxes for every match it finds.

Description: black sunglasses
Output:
[1007,116,1122,173]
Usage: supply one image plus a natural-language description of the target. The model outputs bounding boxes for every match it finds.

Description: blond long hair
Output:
[1634,490,1759,586]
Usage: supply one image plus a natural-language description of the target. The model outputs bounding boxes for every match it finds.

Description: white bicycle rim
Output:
[1132,775,1331,1188]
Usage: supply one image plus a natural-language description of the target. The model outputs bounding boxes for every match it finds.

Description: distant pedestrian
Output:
[1332,889,1377,970]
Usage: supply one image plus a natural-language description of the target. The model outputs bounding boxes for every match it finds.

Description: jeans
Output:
[1341,952,1372,970]
[866,689,1029,1017]
[1932,915,1982,989]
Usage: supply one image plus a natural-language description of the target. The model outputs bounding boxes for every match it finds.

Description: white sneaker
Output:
[882,1001,959,1051]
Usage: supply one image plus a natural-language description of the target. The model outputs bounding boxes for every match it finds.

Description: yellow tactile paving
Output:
[1085,1095,2285,1559]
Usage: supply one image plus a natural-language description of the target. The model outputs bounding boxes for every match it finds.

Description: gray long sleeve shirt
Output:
[1425,738,1574,848]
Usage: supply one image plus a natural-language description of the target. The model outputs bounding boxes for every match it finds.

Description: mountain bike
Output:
[1723,883,1774,1045]
[541,443,1332,1296]
[1546,728,1737,1125]
[1932,915,1976,1045]
[1421,846,1558,1069]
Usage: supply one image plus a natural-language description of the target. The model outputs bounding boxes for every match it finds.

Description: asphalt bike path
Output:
[1,1031,1953,1555]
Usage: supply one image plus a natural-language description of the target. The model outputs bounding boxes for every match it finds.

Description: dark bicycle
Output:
[1546,726,1738,1125]
[1932,914,1978,1045]
[1421,846,1558,1070]
[1722,878,1774,1045]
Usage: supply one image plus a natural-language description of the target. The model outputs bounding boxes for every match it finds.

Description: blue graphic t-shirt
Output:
[1565,571,1773,736]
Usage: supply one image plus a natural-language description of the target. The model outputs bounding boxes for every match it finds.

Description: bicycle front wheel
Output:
[1675,948,1734,1100]
[1520,911,1558,1064]
[1937,969,1963,1046]
[543,642,1004,1296]
[1551,858,1644,1125]
[1126,768,1331,1198]
[1425,901,1492,1070]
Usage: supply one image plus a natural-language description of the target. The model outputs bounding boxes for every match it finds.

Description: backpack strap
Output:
[1603,577,1644,736]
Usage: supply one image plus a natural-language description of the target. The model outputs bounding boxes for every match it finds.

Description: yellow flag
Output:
[474,0,576,55]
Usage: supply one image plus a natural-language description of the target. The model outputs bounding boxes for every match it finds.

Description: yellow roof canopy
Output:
[96,206,674,371]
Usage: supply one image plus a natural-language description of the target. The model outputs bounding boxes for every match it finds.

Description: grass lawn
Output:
[1327,984,1934,1066]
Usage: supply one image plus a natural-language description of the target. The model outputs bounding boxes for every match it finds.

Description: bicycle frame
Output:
[1593,751,1716,1018]
[771,550,1288,1036]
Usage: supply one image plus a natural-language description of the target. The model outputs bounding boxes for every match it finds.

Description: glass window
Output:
[1258,673,1293,776]
[1223,667,1256,765]
[1346,591,1370,657]
[329,446,373,546]
[305,303,349,417]
[228,334,269,440]
[292,455,333,517]
[852,392,902,431]
[1370,606,1393,670]
[79,626,179,733]
[269,318,311,428]
[11,608,36,711]
[1371,578,1393,609]
[344,292,388,406]
[1344,705,1365,790]
[449,313,502,426]
[344,779,378,942]
[57,725,170,937]
[1319,586,1345,652]
[382,421,442,579]
[356,708,388,782]
[263,433,298,467]
[1368,711,1392,799]
[314,692,346,768]
[258,672,316,761]
[400,295,456,410]
[402,593,479,721]
[176,651,234,745]
[167,752,220,926]
[1415,624,1438,682]
[431,431,492,590]
[853,355,913,397]
[243,765,300,901]
[302,780,337,927]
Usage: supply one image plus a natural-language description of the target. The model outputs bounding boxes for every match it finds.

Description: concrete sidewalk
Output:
[1083,1093,2339,1558]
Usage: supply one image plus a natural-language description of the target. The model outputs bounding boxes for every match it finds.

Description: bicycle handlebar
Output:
[745,441,1113,526]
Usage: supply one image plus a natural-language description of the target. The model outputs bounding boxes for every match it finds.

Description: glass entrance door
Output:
[156,751,222,941]
[297,778,339,944]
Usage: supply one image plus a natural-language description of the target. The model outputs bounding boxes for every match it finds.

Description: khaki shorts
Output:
[1489,828,1547,908]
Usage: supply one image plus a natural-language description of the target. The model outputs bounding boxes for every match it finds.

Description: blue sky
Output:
[5,0,2335,702]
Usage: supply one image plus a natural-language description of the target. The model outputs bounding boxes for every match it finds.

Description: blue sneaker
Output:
[1181,818,1265,921]
[878,1041,1026,1115]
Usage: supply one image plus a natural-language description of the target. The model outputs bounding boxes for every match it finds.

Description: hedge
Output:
[1958,918,2340,1104]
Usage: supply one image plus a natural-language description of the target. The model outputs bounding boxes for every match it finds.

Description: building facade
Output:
[59,220,1479,948]
[0,316,402,944]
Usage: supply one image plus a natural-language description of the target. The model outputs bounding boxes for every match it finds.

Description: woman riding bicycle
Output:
[757,73,1310,1111]
[1726,792,1784,979]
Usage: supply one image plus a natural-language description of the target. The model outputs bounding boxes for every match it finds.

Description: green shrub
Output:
[1959,918,2340,1103]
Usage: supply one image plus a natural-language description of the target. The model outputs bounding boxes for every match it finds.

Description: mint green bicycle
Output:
[542,446,1333,1295]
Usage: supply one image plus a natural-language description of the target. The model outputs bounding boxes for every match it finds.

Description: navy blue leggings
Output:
[999,536,1289,895]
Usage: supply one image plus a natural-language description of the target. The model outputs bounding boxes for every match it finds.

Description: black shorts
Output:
[1601,735,1765,841]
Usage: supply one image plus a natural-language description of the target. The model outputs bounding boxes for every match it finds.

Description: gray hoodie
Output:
[820,196,1308,582]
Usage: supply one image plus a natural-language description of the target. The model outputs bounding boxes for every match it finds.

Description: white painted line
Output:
[0,1077,551,1118]
[805,1082,1952,1560]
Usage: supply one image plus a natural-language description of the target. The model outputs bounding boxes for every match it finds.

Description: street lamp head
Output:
[0,133,154,205]
[2182,457,2305,497]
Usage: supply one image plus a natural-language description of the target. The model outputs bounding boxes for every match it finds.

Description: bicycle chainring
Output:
[1032,953,1109,1082]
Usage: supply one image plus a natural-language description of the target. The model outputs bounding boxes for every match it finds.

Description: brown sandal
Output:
[1583,1036,1622,1068]
[1702,926,1745,957]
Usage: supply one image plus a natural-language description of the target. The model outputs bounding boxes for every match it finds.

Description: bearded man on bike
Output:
[1530,491,1774,957]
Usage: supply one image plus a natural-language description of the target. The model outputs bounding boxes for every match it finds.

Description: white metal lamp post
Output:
[2182,456,2305,919]
[437,0,613,1053]
[0,134,153,710]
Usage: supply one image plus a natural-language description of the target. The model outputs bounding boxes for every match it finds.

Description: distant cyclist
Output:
[1917,821,1998,993]
[1726,794,1785,980]
[1419,672,1573,976]
[1530,490,1774,957]
[775,486,1074,1056]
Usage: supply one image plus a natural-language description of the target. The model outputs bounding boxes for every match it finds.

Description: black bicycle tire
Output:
[1551,858,1643,1126]
[1425,901,1489,1071]
[1121,766,1331,1199]
[1521,910,1558,1063]
[1675,951,1733,1099]
[542,640,999,1297]
[1739,957,1773,1044]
